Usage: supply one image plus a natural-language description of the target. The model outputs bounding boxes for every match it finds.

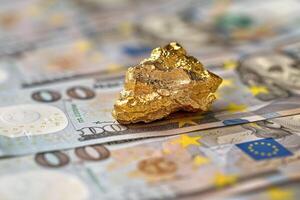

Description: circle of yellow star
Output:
[247,142,279,157]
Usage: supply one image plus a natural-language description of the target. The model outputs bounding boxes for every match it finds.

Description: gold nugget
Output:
[112,42,222,124]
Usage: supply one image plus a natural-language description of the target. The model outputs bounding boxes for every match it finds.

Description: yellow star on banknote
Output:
[214,172,237,188]
[250,86,269,96]
[225,103,247,113]
[223,60,238,70]
[74,40,92,53]
[267,187,294,200]
[193,155,210,166]
[178,118,198,128]
[173,135,202,148]
[220,79,234,88]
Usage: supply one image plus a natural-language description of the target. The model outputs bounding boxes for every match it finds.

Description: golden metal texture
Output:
[112,42,222,124]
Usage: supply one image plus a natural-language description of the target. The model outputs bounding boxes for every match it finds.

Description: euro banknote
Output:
[2,23,299,92]
[81,0,300,48]
[0,0,83,56]
[1,59,300,156]
[1,115,300,199]
[1,0,300,87]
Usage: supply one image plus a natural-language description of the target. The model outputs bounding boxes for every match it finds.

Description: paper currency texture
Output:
[112,42,222,124]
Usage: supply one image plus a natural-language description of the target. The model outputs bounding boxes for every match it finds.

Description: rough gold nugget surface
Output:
[112,42,222,124]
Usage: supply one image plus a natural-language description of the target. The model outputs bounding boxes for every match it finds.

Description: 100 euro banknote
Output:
[0,115,300,199]
[0,60,300,156]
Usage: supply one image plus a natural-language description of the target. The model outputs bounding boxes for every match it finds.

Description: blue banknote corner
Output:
[223,118,249,126]
[236,138,293,161]
[122,45,152,56]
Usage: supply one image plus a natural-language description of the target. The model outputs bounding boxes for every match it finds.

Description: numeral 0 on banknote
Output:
[32,86,96,102]
[35,144,110,168]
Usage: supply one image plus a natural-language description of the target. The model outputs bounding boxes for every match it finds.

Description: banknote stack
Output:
[1,0,300,199]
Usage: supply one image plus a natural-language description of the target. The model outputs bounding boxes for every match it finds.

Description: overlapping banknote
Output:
[1,0,300,199]
[1,48,300,156]
[1,14,300,157]
[1,114,300,199]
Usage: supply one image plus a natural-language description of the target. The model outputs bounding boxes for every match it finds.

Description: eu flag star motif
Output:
[236,138,292,161]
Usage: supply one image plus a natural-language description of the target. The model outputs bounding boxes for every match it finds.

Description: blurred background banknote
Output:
[1,114,300,199]
[0,0,300,199]
[1,0,300,88]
